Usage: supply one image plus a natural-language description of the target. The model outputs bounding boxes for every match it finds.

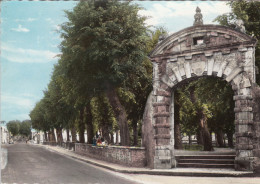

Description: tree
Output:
[30,99,51,141]
[19,120,32,137]
[214,0,260,85]
[6,120,20,136]
[59,0,149,146]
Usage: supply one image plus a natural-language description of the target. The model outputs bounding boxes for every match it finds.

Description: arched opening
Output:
[168,76,238,168]
[171,76,235,151]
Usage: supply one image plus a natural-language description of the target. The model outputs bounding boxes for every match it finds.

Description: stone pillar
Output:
[170,91,176,167]
[234,94,255,170]
[153,93,172,169]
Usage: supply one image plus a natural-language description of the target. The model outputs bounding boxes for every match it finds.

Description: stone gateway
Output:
[142,7,260,171]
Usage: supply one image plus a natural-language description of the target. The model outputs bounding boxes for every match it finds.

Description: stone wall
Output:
[75,144,146,167]
[252,84,260,171]
[43,141,75,151]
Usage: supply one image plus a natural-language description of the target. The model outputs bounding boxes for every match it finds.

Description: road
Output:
[2,143,260,184]
[1,143,138,184]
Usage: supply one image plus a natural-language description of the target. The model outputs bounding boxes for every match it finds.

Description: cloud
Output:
[1,18,6,23]
[45,18,55,24]
[54,25,61,31]
[27,18,36,22]
[11,25,30,32]
[1,43,60,63]
[138,1,231,27]
[51,44,58,48]
[16,114,31,121]
[1,93,41,121]
[1,94,35,110]
[15,18,37,22]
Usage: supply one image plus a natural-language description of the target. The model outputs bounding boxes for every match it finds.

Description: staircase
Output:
[176,154,236,169]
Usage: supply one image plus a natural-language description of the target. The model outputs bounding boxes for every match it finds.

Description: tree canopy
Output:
[214,0,260,85]
[29,0,257,150]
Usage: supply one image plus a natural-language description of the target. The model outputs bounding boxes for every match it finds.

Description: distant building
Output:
[0,126,10,144]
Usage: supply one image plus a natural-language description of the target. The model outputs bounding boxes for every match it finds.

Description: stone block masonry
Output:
[142,11,258,170]
[75,144,146,167]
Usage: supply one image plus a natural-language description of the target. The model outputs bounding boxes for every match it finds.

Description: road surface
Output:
[2,143,260,184]
[1,143,138,184]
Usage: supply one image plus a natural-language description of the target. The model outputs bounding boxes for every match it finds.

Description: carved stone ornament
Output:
[191,60,206,76]
[235,19,246,33]
[193,7,203,26]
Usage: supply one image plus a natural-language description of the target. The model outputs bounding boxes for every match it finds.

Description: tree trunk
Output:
[216,130,225,147]
[227,132,234,148]
[174,121,183,149]
[133,121,138,146]
[44,131,48,142]
[199,111,213,151]
[85,105,94,144]
[56,128,62,142]
[106,85,130,146]
[215,133,218,147]
[51,128,56,142]
[116,130,119,144]
[110,132,114,144]
[196,127,204,145]
[66,129,70,142]
[71,126,77,142]
[78,108,85,143]
[223,135,226,147]
[101,123,110,144]
[189,85,212,151]
[188,134,192,145]
[48,131,51,142]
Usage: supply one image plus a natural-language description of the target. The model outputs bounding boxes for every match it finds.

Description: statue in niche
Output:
[193,7,203,26]
[235,19,246,33]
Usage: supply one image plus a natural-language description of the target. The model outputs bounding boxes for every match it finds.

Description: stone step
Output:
[177,163,235,168]
[178,159,234,164]
[176,155,235,168]
[176,155,236,160]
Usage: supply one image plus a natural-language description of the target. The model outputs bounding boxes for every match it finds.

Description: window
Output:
[193,36,204,45]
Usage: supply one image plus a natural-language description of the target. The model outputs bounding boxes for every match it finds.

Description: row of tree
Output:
[6,120,32,137]
[29,1,260,150]
[30,0,164,146]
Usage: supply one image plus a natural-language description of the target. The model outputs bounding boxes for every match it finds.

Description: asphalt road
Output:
[1,143,138,184]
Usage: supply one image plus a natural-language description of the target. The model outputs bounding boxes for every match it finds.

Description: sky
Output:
[0,1,231,125]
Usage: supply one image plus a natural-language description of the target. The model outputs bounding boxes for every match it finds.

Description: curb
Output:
[35,144,256,177]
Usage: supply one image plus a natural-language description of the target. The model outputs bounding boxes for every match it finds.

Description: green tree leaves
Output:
[7,120,20,136]
[215,0,260,85]
[6,120,32,137]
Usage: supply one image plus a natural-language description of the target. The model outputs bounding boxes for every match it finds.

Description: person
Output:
[97,136,102,145]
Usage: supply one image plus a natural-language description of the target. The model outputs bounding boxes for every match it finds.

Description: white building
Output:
[0,126,10,144]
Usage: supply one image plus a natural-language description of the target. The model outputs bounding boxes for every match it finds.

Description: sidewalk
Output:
[33,143,255,177]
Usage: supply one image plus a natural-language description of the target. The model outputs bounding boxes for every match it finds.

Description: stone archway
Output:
[142,8,258,171]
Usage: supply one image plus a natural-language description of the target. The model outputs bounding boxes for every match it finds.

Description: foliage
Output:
[214,0,260,85]
[176,77,235,144]
[59,0,148,92]
[6,120,20,136]
[29,0,162,146]
[19,120,32,137]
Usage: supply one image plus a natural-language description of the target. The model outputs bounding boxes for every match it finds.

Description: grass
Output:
[183,144,204,151]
